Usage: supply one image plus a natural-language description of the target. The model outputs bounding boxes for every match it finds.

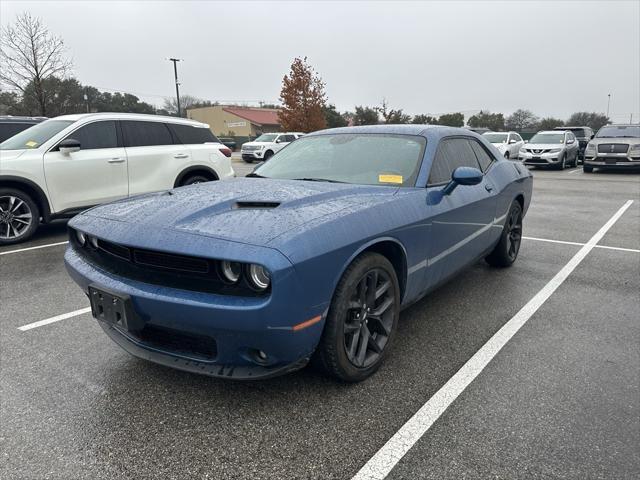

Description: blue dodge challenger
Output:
[65,125,532,382]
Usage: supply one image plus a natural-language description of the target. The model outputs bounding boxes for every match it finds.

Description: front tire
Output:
[313,252,400,382]
[263,150,274,161]
[0,189,40,245]
[557,154,567,170]
[180,174,214,186]
[485,200,523,268]
[583,165,594,173]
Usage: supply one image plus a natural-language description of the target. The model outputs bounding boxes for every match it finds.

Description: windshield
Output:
[483,133,508,143]
[529,133,564,144]
[596,125,640,138]
[0,120,74,150]
[254,133,426,187]
[566,128,585,137]
[254,134,278,143]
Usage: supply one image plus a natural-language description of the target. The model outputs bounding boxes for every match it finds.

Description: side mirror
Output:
[590,134,595,139]
[59,138,80,154]
[567,139,575,144]
[442,166,483,195]
[275,138,282,144]
[524,140,529,144]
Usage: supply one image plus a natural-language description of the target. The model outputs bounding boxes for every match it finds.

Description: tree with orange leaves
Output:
[278,57,327,133]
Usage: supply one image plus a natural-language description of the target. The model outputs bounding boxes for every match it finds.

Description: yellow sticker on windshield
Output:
[379,174,403,184]
[25,140,38,147]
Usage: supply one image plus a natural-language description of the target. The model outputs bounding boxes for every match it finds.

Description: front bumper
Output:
[519,151,562,165]
[584,154,640,169]
[64,241,328,380]
[241,150,264,161]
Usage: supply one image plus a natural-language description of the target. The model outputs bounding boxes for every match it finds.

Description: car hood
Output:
[82,178,398,247]
[525,143,564,149]
[0,149,28,167]
[589,137,639,145]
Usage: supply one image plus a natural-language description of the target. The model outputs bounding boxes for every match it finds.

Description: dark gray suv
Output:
[554,126,594,163]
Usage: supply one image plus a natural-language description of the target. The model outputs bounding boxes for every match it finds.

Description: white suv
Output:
[241,132,304,163]
[482,131,525,159]
[0,113,234,244]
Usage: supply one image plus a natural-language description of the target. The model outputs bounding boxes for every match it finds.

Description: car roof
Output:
[0,115,47,123]
[604,123,640,127]
[52,112,209,128]
[554,126,590,129]
[538,130,567,134]
[308,124,463,137]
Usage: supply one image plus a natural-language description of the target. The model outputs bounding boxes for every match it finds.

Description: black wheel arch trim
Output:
[173,166,219,187]
[0,175,52,222]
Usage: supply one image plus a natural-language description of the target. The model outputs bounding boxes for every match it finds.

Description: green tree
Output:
[411,114,438,125]
[0,90,23,115]
[537,117,565,130]
[437,112,464,127]
[567,112,610,131]
[323,104,348,128]
[505,109,539,131]
[352,106,379,125]
[377,99,411,124]
[467,110,505,131]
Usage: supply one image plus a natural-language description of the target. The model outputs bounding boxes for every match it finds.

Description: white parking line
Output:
[351,199,634,480]
[0,241,68,256]
[523,236,640,253]
[17,307,91,331]
[568,168,582,174]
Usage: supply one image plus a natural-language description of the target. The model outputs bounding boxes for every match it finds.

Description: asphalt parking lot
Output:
[1,161,639,479]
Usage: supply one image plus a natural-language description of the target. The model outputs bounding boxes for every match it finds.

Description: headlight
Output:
[247,264,270,290]
[585,143,596,152]
[549,148,562,154]
[220,260,242,284]
[519,147,527,154]
[629,144,640,152]
[75,230,86,246]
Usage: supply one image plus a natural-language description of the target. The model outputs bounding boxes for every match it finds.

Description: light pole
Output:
[169,58,182,117]
[606,93,611,118]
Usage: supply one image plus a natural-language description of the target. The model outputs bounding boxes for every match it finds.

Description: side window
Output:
[428,138,481,185]
[283,135,296,142]
[274,135,283,143]
[469,140,494,172]
[122,121,173,147]
[169,124,219,144]
[514,134,523,142]
[64,121,118,150]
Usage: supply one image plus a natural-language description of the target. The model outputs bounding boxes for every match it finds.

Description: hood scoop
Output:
[233,201,281,210]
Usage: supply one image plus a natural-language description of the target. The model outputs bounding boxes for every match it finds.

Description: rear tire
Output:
[504,151,510,159]
[485,200,523,268]
[313,252,400,382]
[0,188,40,245]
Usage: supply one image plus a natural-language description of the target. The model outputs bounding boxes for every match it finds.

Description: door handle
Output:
[485,184,494,192]
[174,153,189,159]
[108,157,125,163]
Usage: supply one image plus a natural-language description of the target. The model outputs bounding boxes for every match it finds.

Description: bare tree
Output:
[163,94,211,117]
[0,13,72,116]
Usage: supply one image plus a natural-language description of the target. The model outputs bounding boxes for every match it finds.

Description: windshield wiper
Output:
[293,177,347,183]
[246,172,267,178]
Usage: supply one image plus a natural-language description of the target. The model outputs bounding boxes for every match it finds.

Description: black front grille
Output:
[71,234,267,297]
[598,143,629,153]
[529,149,549,154]
[134,324,218,361]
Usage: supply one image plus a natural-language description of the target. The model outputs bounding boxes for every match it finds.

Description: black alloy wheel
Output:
[313,252,400,382]
[485,200,523,267]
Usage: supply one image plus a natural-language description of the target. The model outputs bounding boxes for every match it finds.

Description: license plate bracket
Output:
[89,285,142,331]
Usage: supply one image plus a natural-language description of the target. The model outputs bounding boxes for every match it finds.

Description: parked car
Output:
[241,132,304,163]
[583,124,640,173]
[482,131,525,159]
[466,127,491,135]
[0,113,234,244]
[65,125,532,382]
[218,137,237,151]
[554,126,594,163]
[0,116,46,143]
[518,130,580,169]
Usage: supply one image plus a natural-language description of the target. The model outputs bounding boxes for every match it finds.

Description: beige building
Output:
[186,105,281,137]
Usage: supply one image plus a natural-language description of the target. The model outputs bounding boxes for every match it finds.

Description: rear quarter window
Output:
[169,124,219,144]
[122,121,173,147]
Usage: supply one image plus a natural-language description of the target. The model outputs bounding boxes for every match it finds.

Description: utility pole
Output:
[169,58,182,117]
[606,93,611,118]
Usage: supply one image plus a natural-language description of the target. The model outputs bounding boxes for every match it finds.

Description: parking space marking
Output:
[17,307,91,331]
[351,199,634,480]
[0,241,68,256]
[568,168,582,174]
[523,236,640,253]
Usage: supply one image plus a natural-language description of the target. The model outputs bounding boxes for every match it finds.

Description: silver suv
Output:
[519,130,580,169]
[583,124,640,173]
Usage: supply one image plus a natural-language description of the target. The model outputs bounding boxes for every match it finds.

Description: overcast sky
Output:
[1,0,639,122]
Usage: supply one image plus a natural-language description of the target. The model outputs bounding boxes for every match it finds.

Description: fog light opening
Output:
[249,348,270,365]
